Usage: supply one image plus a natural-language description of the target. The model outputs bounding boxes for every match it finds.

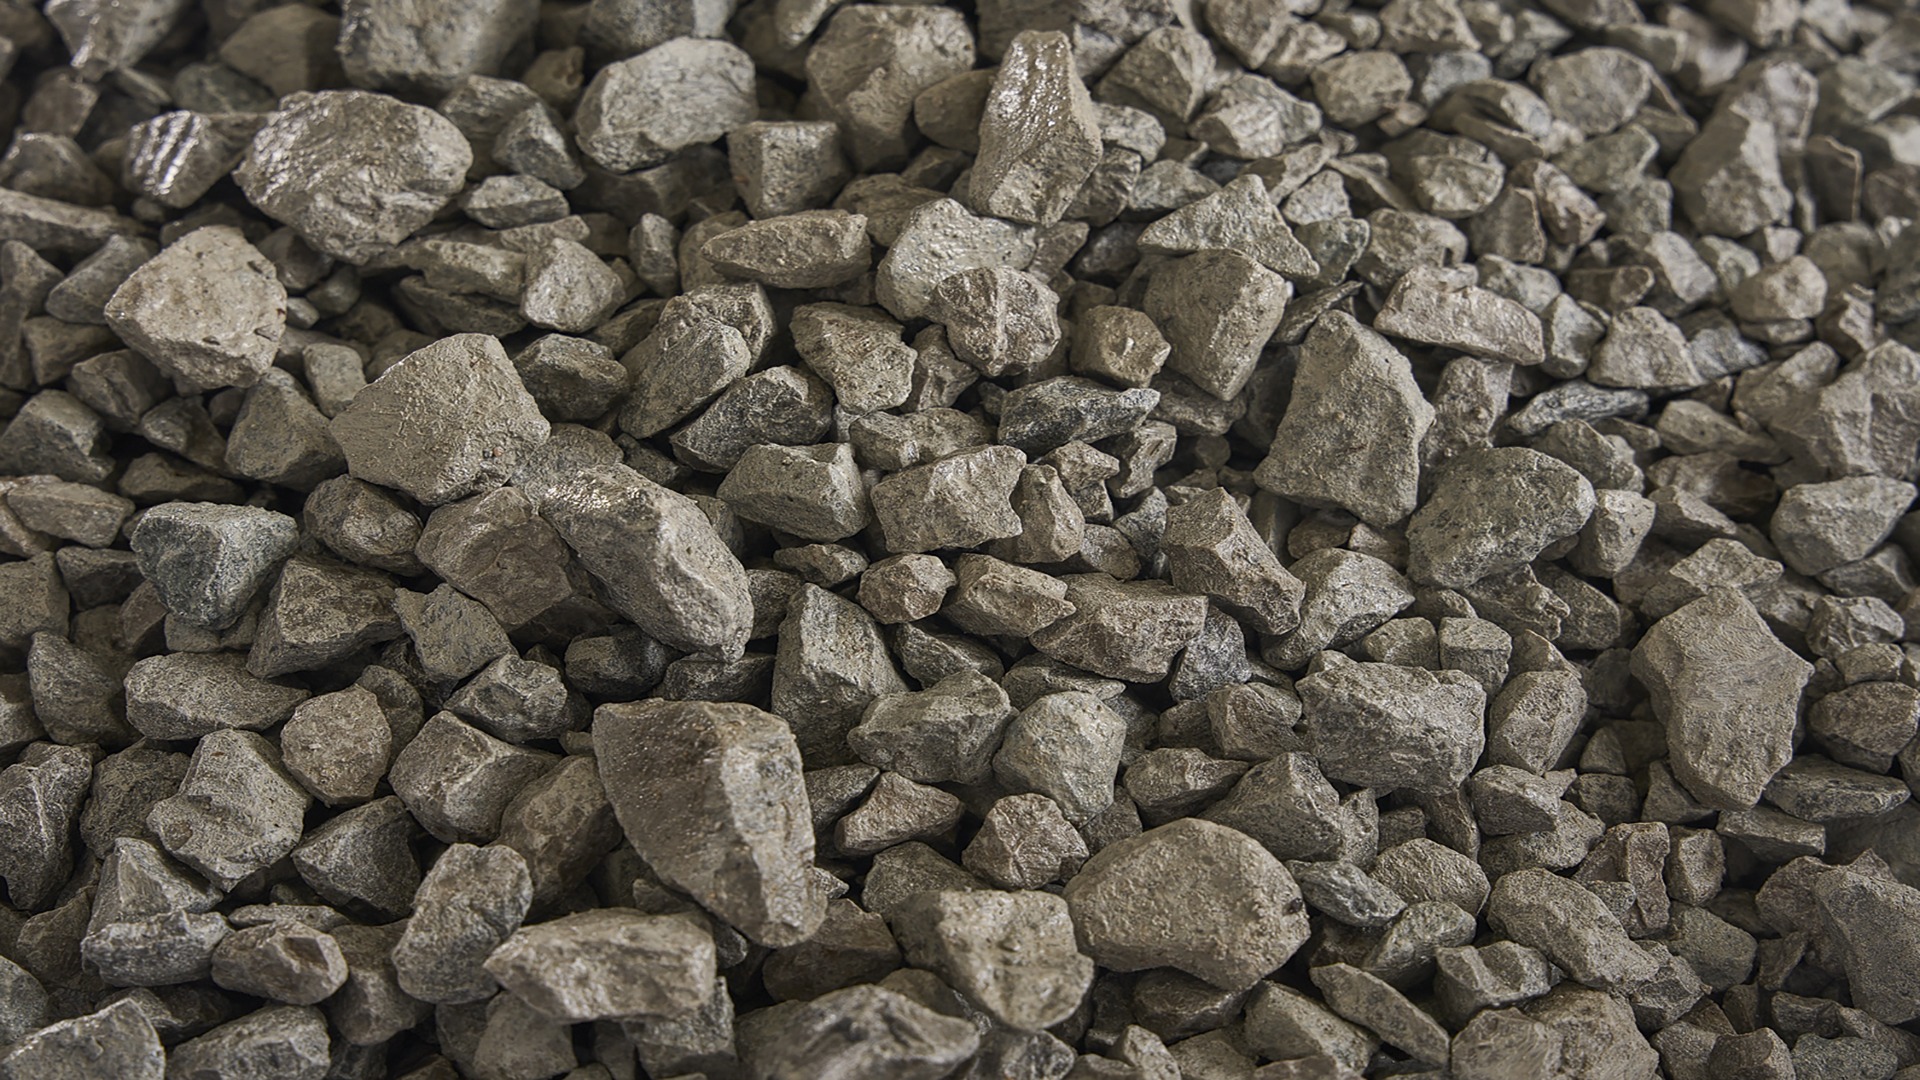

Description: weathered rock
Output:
[103,226,284,390]
[594,700,824,947]
[484,909,715,1022]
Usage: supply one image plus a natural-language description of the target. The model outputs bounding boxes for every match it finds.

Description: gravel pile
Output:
[0,0,1918,1077]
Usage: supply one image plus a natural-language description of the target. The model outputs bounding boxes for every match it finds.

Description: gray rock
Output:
[964,793,1089,890]
[718,442,870,542]
[804,6,976,170]
[993,691,1128,824]
[413,486,575,631]
[148,730,309,891]
[1030,575,1208,682]
[281,687,393,805]
[740,984,979,1080]
[388,712,553,843]
[871,445,1027,554]
[1311,962,1449,1065]
[1632,589,1813,809]
[102,226,284,390]
[928,267,1062,379]
[331,333,549,507]
[484,909,715,1022]
[894,889,1092,1031]
[1487,868,1660,990]
[1063,818,1309,991]
[1257,311,1435,528]
[129,502,298,631]
[543,464,752,658]
[1373,264,1544,364]
[875,198,1036,321]
[574,38,755,172]
[594,699,824,947]
[772,583,909,765]
[123,651,308,741]
[1407,447,1597,588]
[0,745,91,910]
[0,1000,164,1080]
[702,210,871,289]
[1297,662,1486,795]
[971,31,1102,226]
[1813,866,1920,1025]
[520,238,621,333]
[210,922,348,1005]
[1771,476,1913,576]
[337,0,536,95]
[164,1005,329,1080]
[290,797,420,920]
[848,670,1015,786]
[236,91,472,264]
[1669,111,1793,238]
[1143,248,1290,401]
[391,843,531,1004]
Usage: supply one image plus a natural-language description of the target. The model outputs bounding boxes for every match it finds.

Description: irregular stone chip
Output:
[543,464,752,659]
[1311,963,1449,1065]
[594,699,825,948]
[1297,662,1486,795]
[0,1000,165,1080]
[388,711,553,843]
[742,984,980,1080]
[1770,477,1913,576]
[971,30,1103,226]
[1144,248,1290,401]
[894,889,1094,1031]
[1487,869,1660,991]
[235,90,473,264]
[1631,589,1813,810]
[1374,265,1545,365]
[103,226,285,390]
[337,0,537,95]
[330,333,549,508]
[717,442,870,542]
[1031,574,1209,683]
[0,745,91,910]
[871,444,1027,553]
[391,842,531,1005]
[484,909,715,1022]
[147,730,310,891]
[124,652,308,741]
[805,5,976,170]
[702,210,871,289]
[773,583,909,764]
[164,1005,329,1080]
[574,38,756,172]
[210,921,348,1005]
[1257,311,1435,527]
[1162,488,1304,635]
[848,670,1015,786]
[1813,866,1920,1025]
[129,502,298,630]
[993,691,1128,824]
[1407,447,1597,588]
[1064,819,1310,991]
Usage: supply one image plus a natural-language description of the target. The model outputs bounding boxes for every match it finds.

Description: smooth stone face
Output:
[1631,589,1813,810]
[593,699,825,947]
[235,90,472,263]
[1063,818,1310,990]
[330,333,550,508]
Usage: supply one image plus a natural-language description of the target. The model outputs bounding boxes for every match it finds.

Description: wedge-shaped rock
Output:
[130,502,298,630]
[103,226,284,390]
[971,30,1102,226]
[741,984,979,1080]
[1297,662,1485,795]
[235,91,472,263]
[486,910,715,1023]
[574,38,755,171]
[1407,447,1596,588]
[543,464,752,658]
[392,842,530,1004]
[1256,312,1434,528]
[0,1000,163,1080]
[1030,575,1208,682]
[331,333,548,507]
[1631,589,1813,810]
[871,445,1027,553]
[773,584,910,765]
[894,889,1094,1031]
[1487,869,1660,991]
[1138,175,1317,279]
[147,730,310,890]
[594,699,825,948]
[1064,819,1310,990]
[1143,248,1290,400]
[702,210,870,289]
[1373,264,1544,364]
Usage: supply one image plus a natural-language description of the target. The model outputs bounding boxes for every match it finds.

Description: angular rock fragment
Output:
[871,445,1027,553]
[129,502,298,631]
[1374,265,1545,364]
[1407,448,1597,588]
[1144,248,1290,400]
[1064,818,1309,990]
[1632,589,1813,809]
[848,670,1014,786]
[1488,868,1660,990]
[1297,662,1486,795]
[485,909,714,1022]
[741,985,979,1079]
[0,1000,164,1080]
[210,922,348,1005]
[147,731,308,891]
[0,745,91,910]
[894,889,1093,1031]
[337,0,537,94]
[235,91,472,263]
[971,31,1103,226]
[594,700,824,947]
[703,210,871,289]
[124,652,308,741]
[103,226,284,390]
[331,333,548,508]
[1256,312,1435,527]
[544,464,752,658]
[391,843,530,1005]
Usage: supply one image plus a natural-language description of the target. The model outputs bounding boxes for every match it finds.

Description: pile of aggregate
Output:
[1,0,1919,1075]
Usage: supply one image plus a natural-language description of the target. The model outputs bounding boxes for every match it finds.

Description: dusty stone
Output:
[103,227,284,390]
